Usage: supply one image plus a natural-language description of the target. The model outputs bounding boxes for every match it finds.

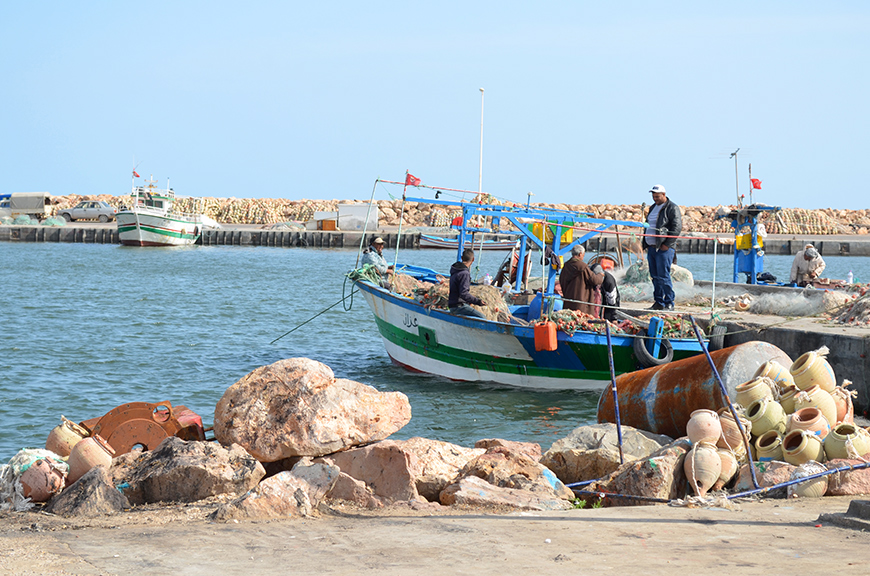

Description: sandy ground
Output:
[1,496,868,576]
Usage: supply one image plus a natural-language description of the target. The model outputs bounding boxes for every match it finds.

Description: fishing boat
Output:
[419,233,516,250]
[116,175,219,247]
[350,178,718,391]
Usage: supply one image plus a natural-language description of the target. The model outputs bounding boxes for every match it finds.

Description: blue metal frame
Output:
[406,196,646,294]
[717,204,780,284]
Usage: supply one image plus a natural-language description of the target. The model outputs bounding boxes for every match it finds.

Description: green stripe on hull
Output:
[118,224,196,240]
[374,316,614,382]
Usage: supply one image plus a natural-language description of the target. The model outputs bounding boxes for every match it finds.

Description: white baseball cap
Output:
[649,185,666,194]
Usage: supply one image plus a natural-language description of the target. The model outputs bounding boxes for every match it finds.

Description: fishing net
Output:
[13,215,33,225]
[547,309,628,335]
[0,449,68,512]
[832,293,870,325]
[41,217,66,227]
[622,260,694,286]
[0,217,12,225]
[414,282,512,323]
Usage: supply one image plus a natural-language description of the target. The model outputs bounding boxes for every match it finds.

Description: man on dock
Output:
[645,184,682,311]
[559,245,603,316]
[790,244,826,287]
[449,248,486,318]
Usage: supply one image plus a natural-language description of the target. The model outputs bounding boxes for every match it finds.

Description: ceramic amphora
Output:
[754,430,784,462]
[687,409,722,445]
[786,407,831,440]
[824,423,870,460]
[754,360,795,391]
[713,448,739,491]
[793,385,837,431]
[790,350,836,393]
[735,377,775,410]
[788,461,828,498]
[684,442,722,497]
[717,408,752,460]
[67,434,115,485]
[746,398,787,438]
[830,384,855,425]
[45,416,89,458]
[19,459,65,502]
[782,429,826,466]
[779,384,800,415]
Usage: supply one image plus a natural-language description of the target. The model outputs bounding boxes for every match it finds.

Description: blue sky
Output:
[1,2,868,208]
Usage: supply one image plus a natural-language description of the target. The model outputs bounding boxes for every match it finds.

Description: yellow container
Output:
[736,232,763,250]
[531,220,573,245]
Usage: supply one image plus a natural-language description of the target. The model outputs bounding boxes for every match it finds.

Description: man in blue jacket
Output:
[645,184,682,311]
[449,248,486,318]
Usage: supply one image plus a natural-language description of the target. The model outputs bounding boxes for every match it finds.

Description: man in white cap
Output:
[360,236,393,278]
[644,184,682,310]
[790,243,825,287]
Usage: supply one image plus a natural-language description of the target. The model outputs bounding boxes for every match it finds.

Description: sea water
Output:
[1,242,868,461]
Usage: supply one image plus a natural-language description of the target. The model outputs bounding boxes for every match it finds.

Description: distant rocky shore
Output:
[50,194,870,235]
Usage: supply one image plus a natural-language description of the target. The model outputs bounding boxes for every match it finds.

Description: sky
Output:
[1,2,868,209]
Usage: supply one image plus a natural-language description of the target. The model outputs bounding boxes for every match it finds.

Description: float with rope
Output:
[347,174,721,390]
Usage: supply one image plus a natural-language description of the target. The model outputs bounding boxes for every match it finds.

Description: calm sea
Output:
[1,242,868,461]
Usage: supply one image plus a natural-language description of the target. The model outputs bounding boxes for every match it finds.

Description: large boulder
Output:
[541,424,673,484]
[440,476,572,511]
[474,438,541,461]
[397,437,485,501]
[456,446,574,501]
[325,472,387,508]
[733,461,796,498]
[212,458,339,521]
[319,440,423,504]
[584,438,691,506]
[214,358,411,461]
[116,437,265,505]
[825,458,870,496]
[45,466,129,517]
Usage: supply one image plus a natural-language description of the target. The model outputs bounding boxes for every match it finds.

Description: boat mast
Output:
[730,148,740,207]
[478,88,484,198]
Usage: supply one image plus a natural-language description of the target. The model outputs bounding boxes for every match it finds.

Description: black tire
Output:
[633,335,674,368]
[708,325,727,351]
[62,213,72,222]
[99,215,109,223]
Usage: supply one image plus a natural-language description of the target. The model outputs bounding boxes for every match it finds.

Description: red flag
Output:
[751,178,762,189]
[133,170,140,178]
[405,173,421,187]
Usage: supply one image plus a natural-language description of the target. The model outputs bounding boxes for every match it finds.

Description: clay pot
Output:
[717,408,752,460]
[684,442,722,497]
[67,434,115,485]
[782,429,826,466]
[788,461,828,498]
[824,423,870,460]
[45,416,89,458]
[755,430,784,462]
[735,377,775,410]
[686,409,722,445]
[713,448,739,491]
[830,385,855,424]
[790,351,836,392]
[19,459,65,502]
[793,386,837,431]
[754,360,795,391]
[786,407,831,440]
[746,398,787,438]
[779,384,800,415]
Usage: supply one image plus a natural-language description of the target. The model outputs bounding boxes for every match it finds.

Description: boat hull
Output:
[356,280,701,390]
[117,212,201,247]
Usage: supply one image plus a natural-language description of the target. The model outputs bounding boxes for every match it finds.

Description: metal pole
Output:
[478,88,484,197]
[605,323,624,465]
[731,148,740,207]
[688,316,760,489]
[748,163,754,205]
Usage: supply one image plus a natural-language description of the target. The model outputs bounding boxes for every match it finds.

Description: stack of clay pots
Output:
[684,409,735,497]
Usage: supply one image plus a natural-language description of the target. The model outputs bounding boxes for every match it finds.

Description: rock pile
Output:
[42,194,870,234]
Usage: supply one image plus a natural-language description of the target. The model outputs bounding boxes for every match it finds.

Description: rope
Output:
[270,287,360,344]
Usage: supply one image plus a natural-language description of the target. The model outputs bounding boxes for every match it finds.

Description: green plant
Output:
[571,498,587,509]
[592,498,604,509]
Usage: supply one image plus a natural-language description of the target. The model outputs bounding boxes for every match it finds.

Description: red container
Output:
[534,321,558,352]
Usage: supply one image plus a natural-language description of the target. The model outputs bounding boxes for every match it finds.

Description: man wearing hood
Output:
[790,244,825,287]
[449,248,486,318]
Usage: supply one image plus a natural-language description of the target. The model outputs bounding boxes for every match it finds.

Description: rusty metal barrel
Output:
[597,342,792,439]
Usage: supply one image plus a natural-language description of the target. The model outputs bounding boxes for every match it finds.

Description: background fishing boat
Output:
[419,233,516,250]
[116,174,219,247]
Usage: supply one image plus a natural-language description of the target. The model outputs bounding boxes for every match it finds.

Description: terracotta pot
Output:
[782,429,826,466]
[824,423,870,460]
[779,384,800,415]
[19,459,65,502]
[747,398,787,437]
[686,409,722,445]
[67,434,115,485]
[717,408,752,460]
[793,386,837,431]
[755,430,784,462]
[713,448,739,491]
[754,360,795,391]
[788,461,828,498]
[735,377,775,410]
[790,351,836,393]
[684,442,722,497]
[830,385,855,424]
[786,407,831,440]
[45,416,89,458]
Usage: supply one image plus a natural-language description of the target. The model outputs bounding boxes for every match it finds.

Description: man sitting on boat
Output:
[449,248,486,319]
[790,244,826,287]
[559,245,604,316]
[360,237,393,281]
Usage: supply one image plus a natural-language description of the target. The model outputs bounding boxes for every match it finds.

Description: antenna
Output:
[730,149,741,207]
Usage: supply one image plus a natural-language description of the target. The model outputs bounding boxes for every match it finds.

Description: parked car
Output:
[57,201,117,222]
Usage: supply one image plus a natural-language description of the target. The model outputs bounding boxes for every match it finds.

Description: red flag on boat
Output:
[751,178,762,189]
[133,170,140,178]
[405,173,421,187]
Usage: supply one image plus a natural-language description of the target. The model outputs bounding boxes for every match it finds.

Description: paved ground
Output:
[1,496,868,575]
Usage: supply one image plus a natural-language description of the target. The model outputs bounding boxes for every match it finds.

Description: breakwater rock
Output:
[45,194,870,234]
